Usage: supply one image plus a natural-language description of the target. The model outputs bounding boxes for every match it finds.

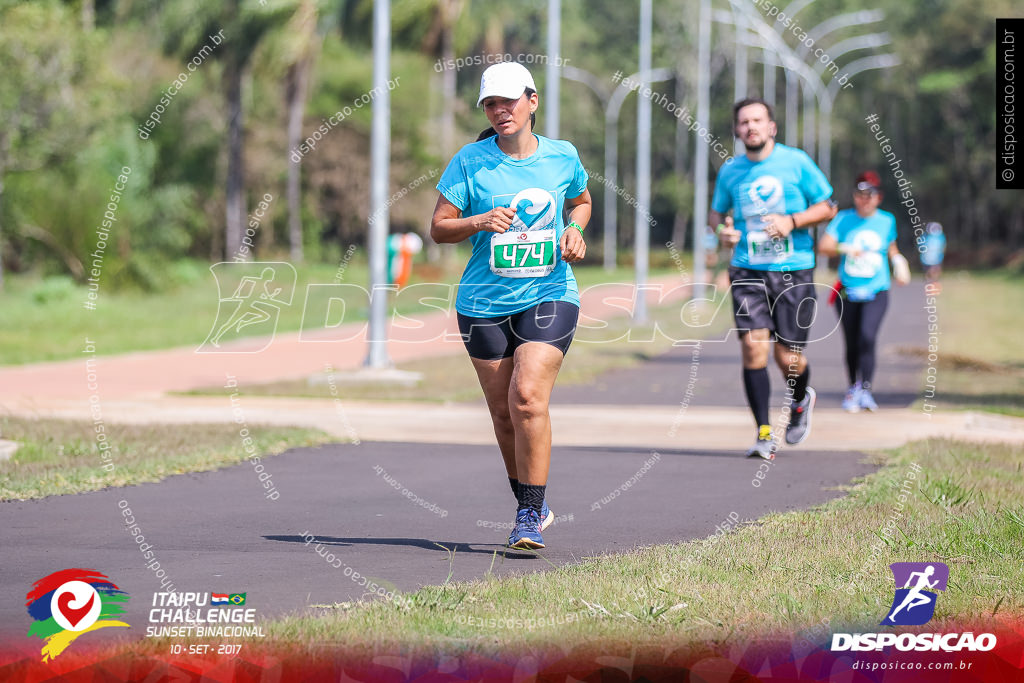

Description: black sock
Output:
[791,367,810,403]
[742,367,771,427]
[517,483,546,515]
[508,477,519,499]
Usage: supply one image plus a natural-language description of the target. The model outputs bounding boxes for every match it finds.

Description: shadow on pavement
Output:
[264,534,543,560]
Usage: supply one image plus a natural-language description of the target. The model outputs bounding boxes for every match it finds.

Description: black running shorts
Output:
[457,301,580,360]
[728,266,817,350]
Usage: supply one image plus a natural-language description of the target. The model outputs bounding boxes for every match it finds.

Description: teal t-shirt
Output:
[920,232,946,266]
[825,208,897,301]
[711,143,833,271]
[437,134,588,317]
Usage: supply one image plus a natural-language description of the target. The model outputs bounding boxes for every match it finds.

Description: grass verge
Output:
[899,270,1024,417]
[0,260,673,366]
[0,417,333,500]
[183,293,730,403]
[132,438,1023,658]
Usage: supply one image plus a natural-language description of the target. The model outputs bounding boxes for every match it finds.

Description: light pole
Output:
[693,0,711,301]
[546,0,561,139]
[634,0,653,323]
[365,0,391,369]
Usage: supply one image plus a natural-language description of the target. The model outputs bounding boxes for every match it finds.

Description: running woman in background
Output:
[430,62,592,550]
[819,171,910,412]
[711,97,837,459]
[919,222,946,292]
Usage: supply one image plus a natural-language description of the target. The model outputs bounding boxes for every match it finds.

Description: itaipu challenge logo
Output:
[25,569,130,661]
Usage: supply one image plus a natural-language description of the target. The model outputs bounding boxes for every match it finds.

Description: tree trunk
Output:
[671,86,688,251]
[437,0,461,267]
[286,56,311,264]
[0,174,5,292]
[225,57,245,260]
[0,135,7,291]
[82,0,95,30]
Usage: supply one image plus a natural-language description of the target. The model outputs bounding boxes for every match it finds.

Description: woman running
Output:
[819,171,910,412]
[430,61,591,549]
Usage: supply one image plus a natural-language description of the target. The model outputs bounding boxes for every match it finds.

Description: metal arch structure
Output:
[812,32,891,75]
[827,53,901,99]
[561,65,674,272]
[797,10,886,58]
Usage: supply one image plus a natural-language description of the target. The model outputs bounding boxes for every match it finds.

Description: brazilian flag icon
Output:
[228,593,246,605]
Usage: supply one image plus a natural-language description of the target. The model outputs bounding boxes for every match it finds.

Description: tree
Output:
[159,0,289,259]
[0,2,96,288]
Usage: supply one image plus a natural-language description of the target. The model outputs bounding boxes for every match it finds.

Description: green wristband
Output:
[568,221,584,236]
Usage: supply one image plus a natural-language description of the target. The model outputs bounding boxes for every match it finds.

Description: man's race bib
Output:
[489,187,558,278]
[490,228,557,278]
[747,230,794,265]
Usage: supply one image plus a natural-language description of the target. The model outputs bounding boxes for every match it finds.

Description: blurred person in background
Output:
[819,171,911,412]
[711,97,837,460]
[919,222,946,292]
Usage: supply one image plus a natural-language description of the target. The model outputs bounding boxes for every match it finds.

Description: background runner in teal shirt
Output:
[820,171,910,412]
[710,98,837,460]
[826,208,898,302]
[712,143,833,272]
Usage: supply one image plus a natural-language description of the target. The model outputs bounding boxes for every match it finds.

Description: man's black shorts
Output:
[728,266,817,350]
[457,301,579,360]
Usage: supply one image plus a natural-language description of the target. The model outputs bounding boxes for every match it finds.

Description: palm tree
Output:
[282,0,321,263]
[160,0,288,259]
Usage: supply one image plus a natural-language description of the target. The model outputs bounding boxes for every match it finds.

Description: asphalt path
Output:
[554,281,926,409]
[1,441,874,642]
[0,281,931,644]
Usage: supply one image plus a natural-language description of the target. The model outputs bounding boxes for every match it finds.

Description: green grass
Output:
[936,270,1024,365]
[181,293,730,403]
[0,259,453,366]
[0,258,673,366]
[129,438,1022,657]
[0,416,333,500]
[901,270,1024,416]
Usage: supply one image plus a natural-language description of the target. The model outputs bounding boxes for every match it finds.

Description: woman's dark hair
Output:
[477,88,537,141]
[525,87,537,129]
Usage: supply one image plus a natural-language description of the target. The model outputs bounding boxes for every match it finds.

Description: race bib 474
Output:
[490,228,557,278]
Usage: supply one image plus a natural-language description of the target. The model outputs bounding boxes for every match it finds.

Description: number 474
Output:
[502,243,545,266]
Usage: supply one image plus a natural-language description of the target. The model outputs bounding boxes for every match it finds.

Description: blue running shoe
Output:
[540,499,554,531]
[508,508,545,549]
[842,383,863,413]
[859,388,879,412]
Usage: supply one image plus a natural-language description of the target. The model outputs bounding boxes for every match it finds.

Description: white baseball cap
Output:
[477,62,537,106]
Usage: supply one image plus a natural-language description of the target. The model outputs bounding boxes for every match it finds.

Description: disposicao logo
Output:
[831,562,996,653]
[883,562,948,626]
[25,569,130,661]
